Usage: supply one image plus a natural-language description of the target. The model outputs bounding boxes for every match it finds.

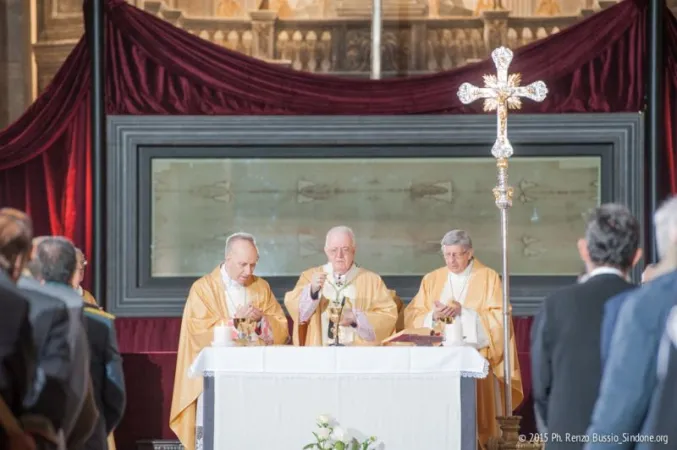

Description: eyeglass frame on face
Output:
[326,246,354,257]
[442,249,470,261]
[77,260,87,273]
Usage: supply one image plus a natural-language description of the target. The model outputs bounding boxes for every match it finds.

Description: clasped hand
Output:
[235,305,263,322]
[338,308,357,327]
[433,300,462,321]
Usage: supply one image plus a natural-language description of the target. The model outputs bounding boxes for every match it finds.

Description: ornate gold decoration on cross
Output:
[457,47,547,161]
[457,47,547,450]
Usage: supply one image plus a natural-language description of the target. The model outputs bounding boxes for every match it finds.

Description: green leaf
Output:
[335,442,345,450]
[303,444,316,449]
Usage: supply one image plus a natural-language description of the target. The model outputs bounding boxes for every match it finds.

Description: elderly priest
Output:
[403,229,523,447]
[285,226,398,346]
[170,232,289,450]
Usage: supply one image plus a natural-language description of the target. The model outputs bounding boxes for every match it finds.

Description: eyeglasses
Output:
[327,247,354,256]
[443,251,468,261]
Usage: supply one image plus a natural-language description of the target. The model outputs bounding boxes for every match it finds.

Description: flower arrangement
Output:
[303,415,378,450]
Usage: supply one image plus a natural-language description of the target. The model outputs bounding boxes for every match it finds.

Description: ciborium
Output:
[233,317,262,346]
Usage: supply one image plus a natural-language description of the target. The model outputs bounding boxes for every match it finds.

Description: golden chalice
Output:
[327,297,352,347]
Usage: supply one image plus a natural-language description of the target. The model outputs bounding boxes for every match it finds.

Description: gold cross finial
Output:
[457,47,548,159]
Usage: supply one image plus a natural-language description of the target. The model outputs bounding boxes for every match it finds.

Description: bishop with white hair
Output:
[403,229,523,447]
[285,226,398,346]
[170,232,289,450]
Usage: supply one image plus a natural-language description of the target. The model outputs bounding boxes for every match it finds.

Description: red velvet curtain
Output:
[0,0,671,291]
[665,15,677,194]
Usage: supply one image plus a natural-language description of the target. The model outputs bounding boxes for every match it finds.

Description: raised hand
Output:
[310,272,327,295]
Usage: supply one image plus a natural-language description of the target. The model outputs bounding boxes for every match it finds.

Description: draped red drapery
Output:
[0,0,674,290]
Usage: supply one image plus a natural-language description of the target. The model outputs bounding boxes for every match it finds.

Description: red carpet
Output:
[114,316,535,449]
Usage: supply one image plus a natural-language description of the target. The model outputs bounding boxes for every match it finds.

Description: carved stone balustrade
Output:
[29,0,596,98]
[142,1,586,77]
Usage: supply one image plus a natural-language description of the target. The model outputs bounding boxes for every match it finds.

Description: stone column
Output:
[0,0,32,129]
[481,10,510,54]
[249,10,278,61]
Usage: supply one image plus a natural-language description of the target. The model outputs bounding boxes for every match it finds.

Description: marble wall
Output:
[150,156,600,277]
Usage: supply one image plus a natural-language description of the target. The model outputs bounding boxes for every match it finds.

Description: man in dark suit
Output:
[0,209,55,450]
[531,203,641,449]
[586,197,677,450]
[20,256,73,432]
[82,305,125,450]
[19,236,99,449]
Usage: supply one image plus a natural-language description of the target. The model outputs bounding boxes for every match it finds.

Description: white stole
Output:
[319,263,359,346]
[194,268,256,449]
[437,262,490,349]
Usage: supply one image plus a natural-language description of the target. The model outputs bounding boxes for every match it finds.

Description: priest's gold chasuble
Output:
[285,266,398,346]
[169,267,289,450]
[403,259,523,446]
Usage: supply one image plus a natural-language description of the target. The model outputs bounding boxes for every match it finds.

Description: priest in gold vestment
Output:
[285,226,397,346]
[403,229,523,448]
[169,233,289,450]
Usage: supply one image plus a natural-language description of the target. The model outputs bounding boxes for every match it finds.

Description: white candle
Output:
[444,321,464,346]
[213,324,228,345]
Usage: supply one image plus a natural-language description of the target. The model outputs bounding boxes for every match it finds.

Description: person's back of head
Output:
[654,196,677,261]
[0,208,33,283]
[579,203,641,273]
[35,236,77,286]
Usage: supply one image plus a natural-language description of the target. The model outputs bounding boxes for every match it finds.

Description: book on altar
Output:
[382,328,443,346]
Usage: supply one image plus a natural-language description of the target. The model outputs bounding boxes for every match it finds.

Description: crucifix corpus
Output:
[457,47,548,419]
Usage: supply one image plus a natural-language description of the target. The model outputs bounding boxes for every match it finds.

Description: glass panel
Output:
[150,156,601,277]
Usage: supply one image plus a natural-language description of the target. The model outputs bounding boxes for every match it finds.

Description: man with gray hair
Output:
[285,226,397,346]
[19,236,100,450]
[403,229,522,446]
[170,232,288,450]
[530,204,641,450]
[586,197,677,450]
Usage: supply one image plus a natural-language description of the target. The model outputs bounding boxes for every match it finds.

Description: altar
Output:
[189,346,488,450]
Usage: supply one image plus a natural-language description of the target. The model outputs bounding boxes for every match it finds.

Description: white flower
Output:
[317,414,330,426]
[317,428,331,440]
[331,426,346,442]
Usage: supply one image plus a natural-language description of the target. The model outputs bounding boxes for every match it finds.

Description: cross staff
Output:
[458,47,548,159]
[456,46,548,418]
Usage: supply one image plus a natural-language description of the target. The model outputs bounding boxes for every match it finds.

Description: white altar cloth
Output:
[190,346,488,450]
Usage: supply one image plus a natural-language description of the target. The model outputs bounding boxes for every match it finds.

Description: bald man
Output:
[285,226,397,347]
[169,232,288,450]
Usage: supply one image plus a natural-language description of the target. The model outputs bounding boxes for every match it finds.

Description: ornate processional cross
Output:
[456,47,548,422]
[457,47,548,160]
